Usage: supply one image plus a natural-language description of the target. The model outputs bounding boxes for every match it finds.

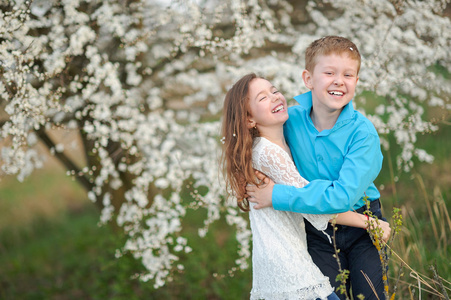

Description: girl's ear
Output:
[247,118,256,129]
[302,69,313,90]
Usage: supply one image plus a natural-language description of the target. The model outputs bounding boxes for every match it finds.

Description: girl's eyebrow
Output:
[254,86,276,100]
[254,90,264,100]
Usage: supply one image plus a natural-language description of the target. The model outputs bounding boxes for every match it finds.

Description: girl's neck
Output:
[258,127,289,151]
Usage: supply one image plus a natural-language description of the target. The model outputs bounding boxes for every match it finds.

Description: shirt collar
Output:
[293,91,355,125]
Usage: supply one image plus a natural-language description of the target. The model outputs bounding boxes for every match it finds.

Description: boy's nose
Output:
[334,78,344,86]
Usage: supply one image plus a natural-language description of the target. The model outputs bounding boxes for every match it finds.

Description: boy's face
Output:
[302,53,359,114]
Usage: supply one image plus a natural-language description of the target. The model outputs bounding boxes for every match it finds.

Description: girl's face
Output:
[247,78,288,130]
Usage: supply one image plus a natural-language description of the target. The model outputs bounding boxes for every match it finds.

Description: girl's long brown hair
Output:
[220,73,261,211]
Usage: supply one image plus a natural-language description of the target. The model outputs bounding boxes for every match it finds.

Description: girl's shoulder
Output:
[253,136,272,151]
[253,137,288,157]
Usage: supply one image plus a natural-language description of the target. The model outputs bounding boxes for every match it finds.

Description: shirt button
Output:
[318,155,323,161]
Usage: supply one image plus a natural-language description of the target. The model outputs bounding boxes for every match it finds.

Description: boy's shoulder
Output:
[287,93,311,115]
[287,103,306,113]
[347,110,379,137]
[290,91,312,112]
[286,104,309,129]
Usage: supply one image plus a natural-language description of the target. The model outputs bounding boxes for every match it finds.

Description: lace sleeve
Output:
[253,139,334,231]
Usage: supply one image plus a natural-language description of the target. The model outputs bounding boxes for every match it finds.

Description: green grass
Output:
[376,122,451,298]
[0,170,251,300]
[0,205,252,300]
[0,169,87,229]
[0,122,450,299]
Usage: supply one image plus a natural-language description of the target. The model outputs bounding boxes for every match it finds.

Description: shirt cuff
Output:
[272,184,292,212]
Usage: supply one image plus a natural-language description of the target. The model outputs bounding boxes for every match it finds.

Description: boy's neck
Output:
[310,107,342,132]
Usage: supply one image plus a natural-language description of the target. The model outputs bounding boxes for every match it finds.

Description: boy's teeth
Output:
[272,105,283,113]
[329,91,343,96]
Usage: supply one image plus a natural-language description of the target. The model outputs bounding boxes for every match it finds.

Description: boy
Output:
[246,36,386,300]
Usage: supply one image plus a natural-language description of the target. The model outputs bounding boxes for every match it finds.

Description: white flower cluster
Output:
[0,0,449,288]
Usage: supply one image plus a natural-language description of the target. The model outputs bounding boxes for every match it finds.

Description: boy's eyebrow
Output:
[321,65,358,72]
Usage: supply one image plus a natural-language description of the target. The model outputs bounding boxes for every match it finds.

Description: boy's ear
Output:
[302,69,313,90]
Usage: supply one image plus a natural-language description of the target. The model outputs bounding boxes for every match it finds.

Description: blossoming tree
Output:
[1,0,450,288]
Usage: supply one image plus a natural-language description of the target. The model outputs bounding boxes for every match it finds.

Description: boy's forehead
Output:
[316,51,356,60]
[313,52,360,69]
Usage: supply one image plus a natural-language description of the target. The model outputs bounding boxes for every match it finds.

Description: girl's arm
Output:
[333,211,391,242]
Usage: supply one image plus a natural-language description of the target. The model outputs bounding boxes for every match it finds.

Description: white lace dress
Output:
[249,137,334,300]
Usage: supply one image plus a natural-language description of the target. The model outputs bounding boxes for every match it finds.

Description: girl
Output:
[220,73,390,300]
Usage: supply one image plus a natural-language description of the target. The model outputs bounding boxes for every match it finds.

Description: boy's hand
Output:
[372,219,391,243]
[379,220,392,243]
[245,170,275,209]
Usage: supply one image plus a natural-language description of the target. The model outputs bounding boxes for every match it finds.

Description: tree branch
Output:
[36,128,94,193]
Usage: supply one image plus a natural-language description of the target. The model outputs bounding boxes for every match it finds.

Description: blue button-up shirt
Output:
[272,91,383,214]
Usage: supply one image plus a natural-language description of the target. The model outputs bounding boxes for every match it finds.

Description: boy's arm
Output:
[251,142,335,231]
[247,176,391,242]
[248,132,382,214]
[334,212,391,242]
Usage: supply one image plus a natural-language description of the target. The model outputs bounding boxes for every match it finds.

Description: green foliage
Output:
[330,218,351,299]
[0,207,152,299]
[0,181,251,299]
[335,268,350,298]
[377,122,451,299]
[391,208,403,237]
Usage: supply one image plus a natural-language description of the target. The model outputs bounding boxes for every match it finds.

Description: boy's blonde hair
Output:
[305,36,361,73]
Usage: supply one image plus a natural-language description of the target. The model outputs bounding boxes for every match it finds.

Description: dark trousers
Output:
[305,200,386,300]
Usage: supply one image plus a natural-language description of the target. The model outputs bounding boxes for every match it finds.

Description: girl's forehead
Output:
[249,78,272,91]
[248,78,272,100]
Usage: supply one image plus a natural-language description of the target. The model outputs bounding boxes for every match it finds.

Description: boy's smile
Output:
[302,53,359,127]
